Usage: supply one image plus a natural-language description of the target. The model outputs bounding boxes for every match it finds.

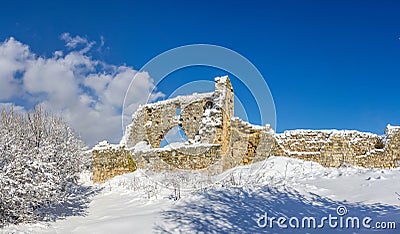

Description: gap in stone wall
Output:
[160,125,188,148]
[176,107,181,116]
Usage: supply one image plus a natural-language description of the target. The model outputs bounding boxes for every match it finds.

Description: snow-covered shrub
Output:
[0,106,90,226]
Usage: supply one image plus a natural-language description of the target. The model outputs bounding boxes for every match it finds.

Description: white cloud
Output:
[24,58,79,108]
[60,33,96,54]
[0,35,163,146]
[61,33,89,48]
[0,37,30,100]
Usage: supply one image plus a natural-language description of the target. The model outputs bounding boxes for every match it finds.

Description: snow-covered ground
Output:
[2,156,400,233]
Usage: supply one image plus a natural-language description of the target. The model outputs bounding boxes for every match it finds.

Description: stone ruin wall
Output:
[92,76,235,182]
[133,144,222,171]
[228,118,275,168]
[121,76,234,172]
[92,76,400,183]
[227,121,400,169]
[270,127,400,168]
[92,142,137,183]
[125,93,213,149]
[213,77,234,155]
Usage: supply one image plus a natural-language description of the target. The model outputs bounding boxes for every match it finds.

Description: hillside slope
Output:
[3,156,400,233]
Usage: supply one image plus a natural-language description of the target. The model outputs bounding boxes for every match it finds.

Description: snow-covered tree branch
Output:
[0,105,90,226]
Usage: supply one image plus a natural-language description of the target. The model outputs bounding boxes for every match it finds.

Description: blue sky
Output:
[0,0,399,144]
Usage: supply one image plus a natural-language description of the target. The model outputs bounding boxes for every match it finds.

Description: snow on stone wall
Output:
[91,76,400,183]
[92,141,136,183]
[271,127,400,168]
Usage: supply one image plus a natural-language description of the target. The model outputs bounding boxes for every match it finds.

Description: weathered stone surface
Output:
[122,76,235,175]
[125,93,214,148]
[271,128,400,168]
[133,144,221,171]
[91,76,400,183]
[92,142,136,183]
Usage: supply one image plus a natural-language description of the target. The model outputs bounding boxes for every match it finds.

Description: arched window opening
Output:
[160,126,188,148]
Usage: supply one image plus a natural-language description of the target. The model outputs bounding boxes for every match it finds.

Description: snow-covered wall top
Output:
[139,92,214,110]
[122,76,234,150]
[91,76,399,183]
[271,125,400,168]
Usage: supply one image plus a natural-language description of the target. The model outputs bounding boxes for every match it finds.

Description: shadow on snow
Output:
[154,186,399,234]
[35,185,102,223]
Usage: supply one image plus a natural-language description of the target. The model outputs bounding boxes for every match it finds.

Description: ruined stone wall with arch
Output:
[125,94,216,148]
[92,76,400,183]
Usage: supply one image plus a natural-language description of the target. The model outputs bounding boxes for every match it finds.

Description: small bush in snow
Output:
[0,106,90,226]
